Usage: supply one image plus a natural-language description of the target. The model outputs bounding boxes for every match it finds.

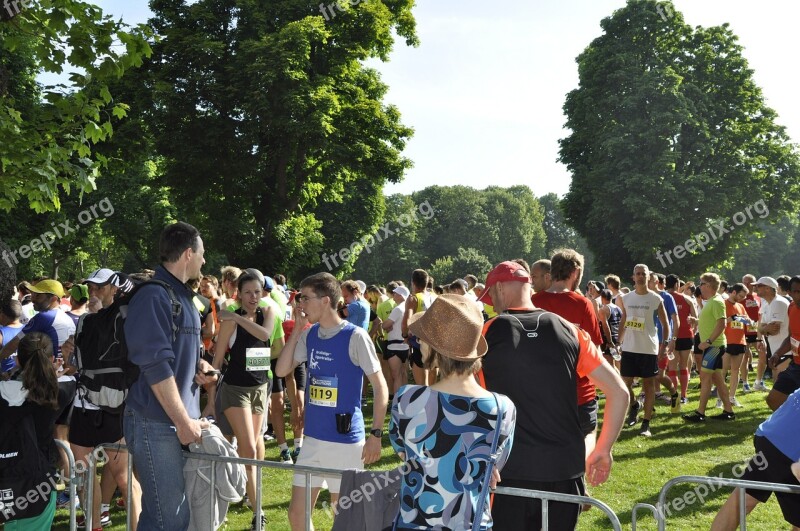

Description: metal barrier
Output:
[493,486,623,530]
[54,439,78,531]
[656,475,800,531]
[631,502,661,530]
[85,444,626,531]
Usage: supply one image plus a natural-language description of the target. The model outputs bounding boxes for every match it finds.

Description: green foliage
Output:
[135,0,417,273]
[0,0,153,212]
[559,0,800,277]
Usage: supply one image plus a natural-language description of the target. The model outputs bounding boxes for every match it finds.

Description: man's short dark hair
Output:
[665,274,680,290]
[0,299,22,320]
[789,275,800,289]
[600,289,613,302]
[386,281,399,293]
[411,269,429,290]
[300,272,341,310]
[512,259,531,275]
[274,274,286,286]
[550,249,584,282]
[777,275,791,292]
[159,222,200,264]
[464,274,478,290]
[729,283,747,294]
[656,273,666,284]
[604,274,620,290]
[532,259,550,274]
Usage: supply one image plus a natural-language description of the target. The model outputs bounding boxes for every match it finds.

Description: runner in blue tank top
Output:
[276,272,388,531]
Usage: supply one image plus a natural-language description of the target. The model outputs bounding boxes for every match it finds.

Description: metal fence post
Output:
[54,440,77,531]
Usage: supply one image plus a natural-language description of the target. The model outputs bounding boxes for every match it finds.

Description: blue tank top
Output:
[0,324,23,373]
[304,322,364,444]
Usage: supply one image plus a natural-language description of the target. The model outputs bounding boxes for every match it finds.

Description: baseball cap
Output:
[70,284,89,302]
[356,280,367,293]
[478,261,532,306]
[752,276,778,290]
[264,276,275,291]
[393,286,410,299]
[28,279,65,298]
[86,268,116,285]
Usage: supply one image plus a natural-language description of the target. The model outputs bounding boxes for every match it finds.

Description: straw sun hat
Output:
[408,293,488,360]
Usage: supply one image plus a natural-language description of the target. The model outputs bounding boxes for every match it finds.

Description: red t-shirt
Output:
[788,304,800,364]
[743,293,761,336]
[669,290,694,339]
[531,291,602,405]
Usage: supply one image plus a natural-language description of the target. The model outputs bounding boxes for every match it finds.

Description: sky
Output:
[94,1,800,198]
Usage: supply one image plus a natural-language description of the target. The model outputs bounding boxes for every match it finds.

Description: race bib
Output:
[625,317,645,331]
[245,347,271,372]
[747,324,758,333]
[309,376,338,407]
[730,320,744,330]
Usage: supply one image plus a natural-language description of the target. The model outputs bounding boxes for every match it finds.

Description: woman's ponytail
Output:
[17,332,59,409]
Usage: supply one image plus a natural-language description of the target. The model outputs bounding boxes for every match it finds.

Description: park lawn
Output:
[52,379,790,530]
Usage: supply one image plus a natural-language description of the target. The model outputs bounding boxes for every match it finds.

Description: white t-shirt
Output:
[621,290,663,355]
[386,305,407,349]
[293,321,381,376]
[760,296,790,354]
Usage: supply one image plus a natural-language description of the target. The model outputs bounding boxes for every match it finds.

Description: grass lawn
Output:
[51,378,791,530]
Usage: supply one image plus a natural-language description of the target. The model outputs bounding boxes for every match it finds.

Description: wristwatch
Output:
[370,428,383,438]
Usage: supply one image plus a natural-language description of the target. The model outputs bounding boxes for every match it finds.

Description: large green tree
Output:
[137,0,417,272]
[559,0,800,277]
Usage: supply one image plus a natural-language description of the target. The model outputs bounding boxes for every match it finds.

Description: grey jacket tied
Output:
[331,467,402,531]
[184,424,247,531]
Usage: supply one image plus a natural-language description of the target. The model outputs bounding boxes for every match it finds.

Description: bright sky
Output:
[95,1,800,198]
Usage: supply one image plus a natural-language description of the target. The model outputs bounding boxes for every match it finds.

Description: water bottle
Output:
[610,346,621,361]
[667,349,675,361]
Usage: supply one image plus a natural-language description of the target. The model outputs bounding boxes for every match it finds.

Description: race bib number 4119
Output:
[309,376,338,407]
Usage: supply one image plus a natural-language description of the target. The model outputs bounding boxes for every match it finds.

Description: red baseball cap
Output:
[478,261,532,306]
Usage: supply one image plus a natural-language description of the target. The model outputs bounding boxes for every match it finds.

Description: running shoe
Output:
[715,398,723,409]
[279,448,294,464]
[290,447,302,461]
[670,393,681,413]
[710,387,718,398]
[680,397,688,404]
[57,491,79,509]
[639,422,652,437]
[753,381,769,392]
[711,411,735,420]
[742,382,752,393]
[625,403,640,427]
[682,411,706,422]
[251,513,267,531]
[100,511,112,527]
[731,397,743,407]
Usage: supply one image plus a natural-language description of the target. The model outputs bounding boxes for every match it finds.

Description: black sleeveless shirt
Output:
[223,307,271,387]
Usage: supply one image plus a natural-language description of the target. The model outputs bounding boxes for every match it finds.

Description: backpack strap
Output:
[134,280,183,343]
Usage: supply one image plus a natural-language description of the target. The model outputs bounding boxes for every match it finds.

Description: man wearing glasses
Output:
[276,272,388,531]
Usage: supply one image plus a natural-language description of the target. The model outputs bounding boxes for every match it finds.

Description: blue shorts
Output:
[701,345,725,372]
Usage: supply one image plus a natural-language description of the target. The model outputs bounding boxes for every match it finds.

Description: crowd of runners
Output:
[1,221,800,530]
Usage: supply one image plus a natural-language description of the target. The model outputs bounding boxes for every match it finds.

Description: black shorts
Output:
[491,476,585,531]
[693,333,702,355]
[409,346,424,369]
[56,380,77,426]
[773,363,800,396]
[383,348,409,363]
[674,337,694,352]
[68,407,123,448]
[578,399,598,436]
[620,352,658,378]
[701,345,725,372]
[742,435,800,526]
[270,360,308,394]
[726,344,747,356]
[746,334,759,344]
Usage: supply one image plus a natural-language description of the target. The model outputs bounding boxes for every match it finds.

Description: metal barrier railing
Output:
[493,486,623,530]
[656,474,800,531]
[54,439,77,531]
[631,502,661,529]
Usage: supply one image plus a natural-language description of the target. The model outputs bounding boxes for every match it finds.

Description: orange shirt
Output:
[724,300,747,346]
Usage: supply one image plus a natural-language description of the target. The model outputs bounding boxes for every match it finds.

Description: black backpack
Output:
[75,280,182,413]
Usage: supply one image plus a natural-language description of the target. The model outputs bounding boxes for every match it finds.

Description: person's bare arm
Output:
[363,370,389,465]
[617,297,627,346]
[585,359,629,486]
[599,306,613,346]
[401,295,417,337]
[381,318,395,332]
[218,308,272,342]
[0,334,20,361]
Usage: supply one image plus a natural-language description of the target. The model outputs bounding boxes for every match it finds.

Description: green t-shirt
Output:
[270,290,288,317]
[376,298,397,340]
[699,294,726,347]
[225,298,285,343]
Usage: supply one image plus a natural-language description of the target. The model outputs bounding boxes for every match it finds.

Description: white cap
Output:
[752,276,778,290]
[85,268,116,285]
[393,286,410,298]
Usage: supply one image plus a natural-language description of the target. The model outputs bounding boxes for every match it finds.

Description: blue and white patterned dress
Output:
[389,385,516,530]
